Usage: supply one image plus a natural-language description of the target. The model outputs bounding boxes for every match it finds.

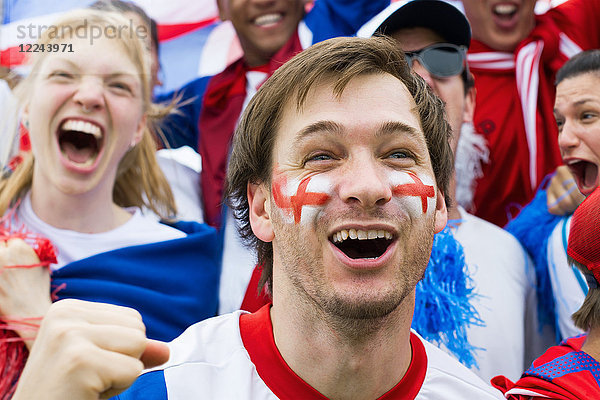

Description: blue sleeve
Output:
[304,0,389,42]
[112,371,168,400]
[155,77,211,150]
[506,183,564,332]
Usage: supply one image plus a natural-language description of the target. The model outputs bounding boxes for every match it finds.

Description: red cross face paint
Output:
[272,172,332,225]
[389,170,437,217]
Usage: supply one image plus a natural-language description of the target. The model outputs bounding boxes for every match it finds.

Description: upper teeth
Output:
[254,13,282,26]
[62,119,102,139]
[493,4,517,15]
[331,229,392,243]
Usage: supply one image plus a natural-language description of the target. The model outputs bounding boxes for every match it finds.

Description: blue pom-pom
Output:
[412,225,482,368]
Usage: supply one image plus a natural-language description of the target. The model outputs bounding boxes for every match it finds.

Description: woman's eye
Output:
[50,71,73,79]
[110,82,131,92]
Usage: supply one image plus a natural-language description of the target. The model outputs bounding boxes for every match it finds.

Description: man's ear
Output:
[433,188,448,234]
[462,85,476,124]
[248,182,275,242]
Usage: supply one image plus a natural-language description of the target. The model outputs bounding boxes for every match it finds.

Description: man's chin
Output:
[323,292,404,321]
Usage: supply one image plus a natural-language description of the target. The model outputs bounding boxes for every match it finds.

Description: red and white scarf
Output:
[198,32,303,227]
[467,14,581,191]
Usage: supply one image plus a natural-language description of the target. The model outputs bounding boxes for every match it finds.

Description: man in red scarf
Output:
[460,0,600,227]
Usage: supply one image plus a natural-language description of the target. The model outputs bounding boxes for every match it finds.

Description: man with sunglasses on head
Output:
[359,0,541,383]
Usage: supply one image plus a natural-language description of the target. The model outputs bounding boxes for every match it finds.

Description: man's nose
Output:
[338,156,392,208]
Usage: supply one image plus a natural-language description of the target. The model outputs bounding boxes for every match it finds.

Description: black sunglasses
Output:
[404,43,467,78]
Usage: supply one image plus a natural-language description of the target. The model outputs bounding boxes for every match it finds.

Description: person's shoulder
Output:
[118,311,272,400]
[163,311,248,368]
[118,311,248,396]
[457,208,528,257]
[124,210,187,241]
[417,334,505,399]
[155,75,212,103]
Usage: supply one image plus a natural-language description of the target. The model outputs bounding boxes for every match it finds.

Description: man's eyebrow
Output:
[293,120,344,146]
[377,121,421,139]
[292,120,421,145]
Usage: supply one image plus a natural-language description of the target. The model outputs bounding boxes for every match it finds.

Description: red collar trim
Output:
[240,305,427,399]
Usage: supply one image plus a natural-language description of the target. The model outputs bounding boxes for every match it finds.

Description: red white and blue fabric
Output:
[51,220,222,342]
[113,305,504,400]
[492,335,600,400]
[465,0,600,227]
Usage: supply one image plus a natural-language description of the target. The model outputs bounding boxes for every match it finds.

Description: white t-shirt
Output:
[127,307,504,400]
[156,146,204,223]
[453,207,536,382]
[17,194,185,270]
[547,215,586,340]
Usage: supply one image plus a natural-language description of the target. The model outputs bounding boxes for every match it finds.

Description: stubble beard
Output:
[273,208,435,339]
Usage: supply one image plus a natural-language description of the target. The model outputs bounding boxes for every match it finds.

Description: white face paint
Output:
[387,170,437,218]
[271,172,333,225]
[272,169,436,226]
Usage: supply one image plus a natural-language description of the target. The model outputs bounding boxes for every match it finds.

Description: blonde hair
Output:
[0,9,177,219]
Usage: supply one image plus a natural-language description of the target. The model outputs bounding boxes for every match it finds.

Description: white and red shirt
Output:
[116,305,504,399]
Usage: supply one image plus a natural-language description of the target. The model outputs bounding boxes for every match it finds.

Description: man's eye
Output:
[388,151,410,159]
[307,153,333,162]
[581,112,597,121]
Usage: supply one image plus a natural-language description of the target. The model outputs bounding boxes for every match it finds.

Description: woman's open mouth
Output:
[57,118,104,169]
[567,159,599,196]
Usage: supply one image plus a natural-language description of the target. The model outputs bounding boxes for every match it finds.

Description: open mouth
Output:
[492,3,518,19]
[57,119,104,167]
[567,160,599,195]
[331,229,394,260]
[253,13,283,27]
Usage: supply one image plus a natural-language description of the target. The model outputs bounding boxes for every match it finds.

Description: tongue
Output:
[62,142,95,164]
[584,162,598,188]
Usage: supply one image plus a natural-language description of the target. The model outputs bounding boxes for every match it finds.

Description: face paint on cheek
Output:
[272,172,332,225]
[388,171,436,216]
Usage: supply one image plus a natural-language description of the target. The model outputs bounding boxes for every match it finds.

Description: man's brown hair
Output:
[225,36,453,292]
